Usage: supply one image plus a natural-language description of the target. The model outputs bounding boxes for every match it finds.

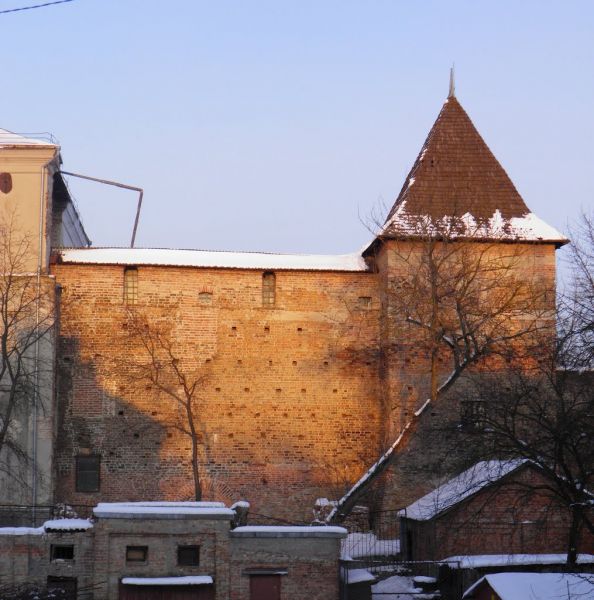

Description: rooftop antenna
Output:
[60,171,144,248]
[448,64,456,98]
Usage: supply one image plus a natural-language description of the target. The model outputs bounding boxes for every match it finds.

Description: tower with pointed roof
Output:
[361,90,567,512]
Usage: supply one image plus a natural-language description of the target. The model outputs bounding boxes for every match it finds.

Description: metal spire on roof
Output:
[448,65,456,98]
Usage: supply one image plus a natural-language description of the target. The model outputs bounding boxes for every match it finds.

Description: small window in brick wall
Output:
[460,400,487,431]
[178,545,200,566]
[126,546,148,563]
[262,272,276,306]
[75,455,100,492]
[199,291,213,305]
[51,544,74,561]
[358,296,372,309]
[123,266,138,304]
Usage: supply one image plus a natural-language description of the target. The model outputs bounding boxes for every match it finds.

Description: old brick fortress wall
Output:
[50,236,558,521]
[52,262,382,520]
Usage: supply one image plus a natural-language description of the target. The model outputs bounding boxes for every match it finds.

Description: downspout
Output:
[32,149,58,523]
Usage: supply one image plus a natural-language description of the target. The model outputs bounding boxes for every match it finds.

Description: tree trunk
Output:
[567,505,580,566]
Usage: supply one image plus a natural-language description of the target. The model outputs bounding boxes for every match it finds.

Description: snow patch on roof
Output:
[93,501,234,518]
[401,460,527,521]
[0,128,56,147]
[0,526,44,536]
[232,525,347,537]
[58,247,369,272]
[384,204,567,244]
[462,572,594,600]
[43,518,93,531]
[442,553,594,569]
[122,576,213,586]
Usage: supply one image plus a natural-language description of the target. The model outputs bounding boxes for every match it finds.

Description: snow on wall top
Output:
[401,460,527,521]
[383,205,567,244]
[462,572,594,600]
[442,553,594,569]
[0,128,56,147]
[231,525,348,538]
[58,247,369,272]
[93,501,234,519]
[43,518,93,531]
[122,576,213,586]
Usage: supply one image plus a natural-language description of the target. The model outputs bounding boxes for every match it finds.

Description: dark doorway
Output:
[250,575,281,600]
[47,576,77,600]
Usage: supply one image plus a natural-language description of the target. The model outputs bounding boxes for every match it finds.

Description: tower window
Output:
[123,267,138,304]
[262,272,276,306]
[75,455,100,492]
[461,400,487,431]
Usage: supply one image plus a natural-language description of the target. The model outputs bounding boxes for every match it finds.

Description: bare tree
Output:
[326,218,552,522]
[121,311,209,501]
[0,216,57,495]
[461,367,594,566]
[560,211,594,370]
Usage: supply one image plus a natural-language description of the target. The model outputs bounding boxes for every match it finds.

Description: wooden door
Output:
[249,575,281,600]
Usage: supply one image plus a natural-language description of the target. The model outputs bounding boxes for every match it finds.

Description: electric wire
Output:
[0,0,76,15]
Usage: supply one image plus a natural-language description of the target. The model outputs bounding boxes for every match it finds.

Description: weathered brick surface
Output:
[229,536,342,600]
[52,265,382,520]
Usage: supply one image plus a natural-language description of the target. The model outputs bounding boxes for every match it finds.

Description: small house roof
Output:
[376,97,566,246]
[463,572,594,600]
[400,460,527,521]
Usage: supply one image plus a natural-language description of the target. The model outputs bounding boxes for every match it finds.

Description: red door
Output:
[250,575,281,600]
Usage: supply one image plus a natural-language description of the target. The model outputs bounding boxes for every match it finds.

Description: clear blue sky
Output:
[2,0,593,264]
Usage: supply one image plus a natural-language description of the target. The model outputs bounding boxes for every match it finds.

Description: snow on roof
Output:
[43,518,93,531]
[0,526,44,536]
[442,553,594,569]
[0,128,56,147]
[401,460,527,521]
[57,247,369,272]
[121,576,213,586]
[383,205,567,245]
[93,501,234,519]
[462,572,594,600]
[230,500,250,510]
[231,525,347,538]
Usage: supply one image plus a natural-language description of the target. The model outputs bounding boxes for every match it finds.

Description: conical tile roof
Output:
[380,96,566,244]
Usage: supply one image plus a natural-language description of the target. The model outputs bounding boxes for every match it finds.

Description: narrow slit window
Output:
[124,267,138,304]
[262,272,276,306]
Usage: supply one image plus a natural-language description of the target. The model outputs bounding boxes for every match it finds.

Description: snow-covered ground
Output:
[341,532,400,559]
[371,575,437,599]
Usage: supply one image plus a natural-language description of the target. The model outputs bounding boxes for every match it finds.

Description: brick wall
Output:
[51,240,558,521]
[52,264,381,520]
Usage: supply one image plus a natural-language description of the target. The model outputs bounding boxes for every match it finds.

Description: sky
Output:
[1,0,593,269]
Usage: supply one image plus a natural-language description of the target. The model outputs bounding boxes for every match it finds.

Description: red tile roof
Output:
[381,97,565,244]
